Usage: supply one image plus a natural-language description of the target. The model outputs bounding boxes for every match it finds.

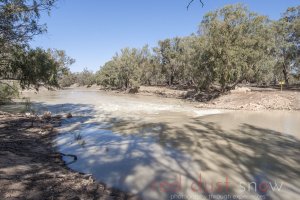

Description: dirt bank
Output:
[0,111,137,200]
[138,86,300,111]
[41,85,300,111]
[197,88,300,111]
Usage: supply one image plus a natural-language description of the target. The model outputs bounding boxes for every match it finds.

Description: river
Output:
[6,88,300,200]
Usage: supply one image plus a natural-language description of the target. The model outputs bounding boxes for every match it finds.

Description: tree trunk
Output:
[125,79,129,89]
[282,64,289,86]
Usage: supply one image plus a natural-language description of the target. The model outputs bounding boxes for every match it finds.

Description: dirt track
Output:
[0,112,137,200]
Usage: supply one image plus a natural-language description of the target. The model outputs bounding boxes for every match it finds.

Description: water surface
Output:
[15,89,300,199]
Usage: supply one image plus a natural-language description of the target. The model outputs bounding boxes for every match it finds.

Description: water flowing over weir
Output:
[20,89,300,200]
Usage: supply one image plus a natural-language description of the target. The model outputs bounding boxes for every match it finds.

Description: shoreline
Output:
[0,111,137,200]
[63,85,300,111]
[19,85,300,111]
[1,87,299,199]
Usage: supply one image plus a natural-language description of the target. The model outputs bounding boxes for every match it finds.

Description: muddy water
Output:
[20,89,300,199]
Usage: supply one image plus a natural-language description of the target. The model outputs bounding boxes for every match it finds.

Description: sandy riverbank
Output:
[87,85,300,111]
[21,85,300,111]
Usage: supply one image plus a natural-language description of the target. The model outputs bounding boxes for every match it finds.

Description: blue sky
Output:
[31,0,300,72]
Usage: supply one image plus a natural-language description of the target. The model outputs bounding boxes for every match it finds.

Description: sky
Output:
[30,0,300,72]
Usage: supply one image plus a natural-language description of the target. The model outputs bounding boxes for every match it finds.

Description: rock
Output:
[42,111,52,120]
[41,124,54,131]
[66,113,73,118]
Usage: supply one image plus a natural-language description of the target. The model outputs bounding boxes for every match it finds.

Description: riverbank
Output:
[2,90,300,200]
[22,85,300,111]
[98,85,300,111]
[0,111,136,200]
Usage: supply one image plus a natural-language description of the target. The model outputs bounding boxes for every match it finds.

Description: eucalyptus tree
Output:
[178,35,201,86]
[94,4,300,93]
[47,49,76,87]
[75,68,95,86]
[154,37,185,86]
[0,0,59,91]
[97,46,153,89]
[199,4,275,91]
[7,48,62,89]
[273,6,300,85]
[138,45,160,86]
[96,60,119,88]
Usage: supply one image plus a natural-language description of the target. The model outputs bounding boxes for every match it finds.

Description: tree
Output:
[273,6,300,85]
[0,0,56,48]
[76,68,95,86]
[0,0,58,91]
[92,4,300,96]
[97,46,152,89]
[6,47,62,89]
[47,49,75,77]
[199,4,274,91]
[47,49,76,87]
[154,37,185,86]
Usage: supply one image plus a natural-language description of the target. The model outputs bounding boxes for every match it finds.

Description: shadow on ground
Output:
[1,101,299,200]
[0,103,137,200]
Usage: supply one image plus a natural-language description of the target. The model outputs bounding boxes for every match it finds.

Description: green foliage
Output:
[76,68,95,86]
[59,72,77,87]
[0,0,65,100]
[273,6,300,85]
[0,0,56,46]
[0,81,19,104]
[5,47,62,89]
[154,37,184,86]
[198,4,276,90]
[96,46,152,89]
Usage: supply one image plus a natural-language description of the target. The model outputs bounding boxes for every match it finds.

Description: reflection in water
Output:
[5,89,300,200]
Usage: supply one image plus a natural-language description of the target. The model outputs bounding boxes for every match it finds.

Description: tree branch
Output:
[187,0,204,10]
[0,81,19,93]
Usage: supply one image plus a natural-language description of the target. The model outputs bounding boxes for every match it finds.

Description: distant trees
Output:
[62,4,300,94]
[96,46,153,89]
[76,68,95,86]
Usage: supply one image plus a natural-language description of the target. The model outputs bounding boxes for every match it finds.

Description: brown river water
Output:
[2,88,300,200]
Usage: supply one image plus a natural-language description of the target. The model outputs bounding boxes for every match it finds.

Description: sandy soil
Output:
[0,111,137,200]
[197,89,300,111]
[138,86,300,111]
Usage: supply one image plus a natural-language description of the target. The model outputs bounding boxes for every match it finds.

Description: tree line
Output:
[62,4,299,93]
[1,2,299,103]
[0,0,75,103]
